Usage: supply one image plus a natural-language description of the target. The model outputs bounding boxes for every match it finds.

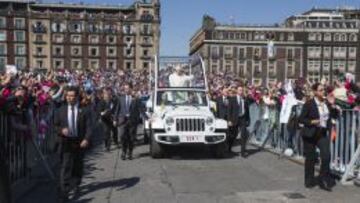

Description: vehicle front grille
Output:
[176,118,205,132]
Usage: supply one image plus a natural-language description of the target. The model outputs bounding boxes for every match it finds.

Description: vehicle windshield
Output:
[156,90,208,107]
[157,56,205,89]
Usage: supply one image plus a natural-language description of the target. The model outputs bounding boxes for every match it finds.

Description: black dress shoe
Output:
[128,154,133,160]
[121,153,126,160]
[319,179,332,192]
[305,179,317,189]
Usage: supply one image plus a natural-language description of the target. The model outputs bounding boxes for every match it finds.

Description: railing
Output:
[247,103,360,185]
[0,103,57,188]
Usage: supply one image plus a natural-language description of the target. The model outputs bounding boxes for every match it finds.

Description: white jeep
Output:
[144,56,228,158]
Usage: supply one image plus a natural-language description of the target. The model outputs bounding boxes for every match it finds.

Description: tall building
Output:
[0,0,160,71]
[190,8,360,85]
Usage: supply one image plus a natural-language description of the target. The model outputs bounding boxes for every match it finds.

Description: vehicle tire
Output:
[212,142,227,159]
[150,131,163,158]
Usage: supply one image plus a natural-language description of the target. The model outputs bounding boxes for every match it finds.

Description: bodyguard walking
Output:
[54,86,92,201]
[299,83,338,191]
[118,84,145,160]
[97,88,119,151]
[228,86,250,156]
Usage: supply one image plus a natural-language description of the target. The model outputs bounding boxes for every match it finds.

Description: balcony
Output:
[32,25,47,34]
[140,31,153,36]
[140,14,154,22]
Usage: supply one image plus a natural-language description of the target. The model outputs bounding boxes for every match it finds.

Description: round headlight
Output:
[206,117,214,125]
[165,117,174,125]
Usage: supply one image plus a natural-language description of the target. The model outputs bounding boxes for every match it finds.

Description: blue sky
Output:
[45,0,360,56]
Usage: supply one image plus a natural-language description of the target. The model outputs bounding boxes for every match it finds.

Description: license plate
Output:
[182,135,202,143]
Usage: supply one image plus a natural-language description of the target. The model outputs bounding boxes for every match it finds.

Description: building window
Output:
[0,44,6,55]
[89,60,99,70]
[323,47,331,58]
[349,34,357,42]
[211,46,219,59]
[107,47,116,56]
[308,47,321,58]
[14,18,25,29]
[307,60,320,82]
[126,61,132,69]
[308,33,316,41]
[14,31,25,42]
[71,46,81,56]
[71,35,81,43]
[333,47,346,58]
[349,47,357,58]
[253,61,261,76]
[288,33,294,41]
[15,57,26,70]
[340,34,347,42]
[334,33,340,42]
[142,24,151,34]
[15,44,25,55]
[143,62,149,69]
[53,46,63,56]
[53,34,64,43]
[268,61,276,77]
[89,35,99,44]
[238,47,246,59]
[125,47,133,57]
[72,60,81,69]
[107,60,116,70]
[143,37,151,44]
[89,47,99,56]
[224,46,233,59]
[287,48,294,60]
[348,61,356,73]
[51,22,65,32]
[322,60,330,80]
[238,60,246,76]
[324,33,331,41]
[0,57,6,70]
[223,60,232,72]
[287,61,295,77]
[0,31,6,41]
[107,35,116,44]
[69,22,82,33]
[0,17,6,28]
[254,47,261,59]
[333,60,346,73]
[36,47,43,55]
[123,24,134,34]
[143,49,149,56]
[36,60,43,68]
[54,60,63,69]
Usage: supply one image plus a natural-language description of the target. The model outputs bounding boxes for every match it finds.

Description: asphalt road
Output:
[17,139,360,203]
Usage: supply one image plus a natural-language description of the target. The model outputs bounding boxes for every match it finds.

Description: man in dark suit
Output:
[216,87,230,120]
[117,84,145,160]
[299,83,338,191]
[97,88,119,151]
[228,86,250,156]
[54,86,92,201]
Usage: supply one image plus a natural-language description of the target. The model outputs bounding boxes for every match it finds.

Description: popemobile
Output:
[144,55,228,158]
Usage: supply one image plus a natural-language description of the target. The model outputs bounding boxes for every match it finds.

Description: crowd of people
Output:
[1,66,360,201]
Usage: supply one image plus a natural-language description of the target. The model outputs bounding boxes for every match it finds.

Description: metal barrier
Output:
[248,103,360,185]
[0,103,57,187]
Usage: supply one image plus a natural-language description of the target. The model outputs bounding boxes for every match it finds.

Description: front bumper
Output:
[153,132,226,145]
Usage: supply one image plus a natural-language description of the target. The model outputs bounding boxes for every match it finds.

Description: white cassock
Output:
[169,73,194,87]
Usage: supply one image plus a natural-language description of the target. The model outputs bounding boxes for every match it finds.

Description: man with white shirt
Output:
[54,86,92,202]
[168,65,194,87]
